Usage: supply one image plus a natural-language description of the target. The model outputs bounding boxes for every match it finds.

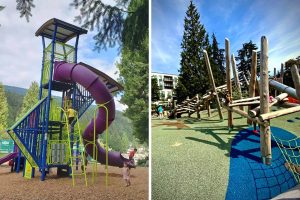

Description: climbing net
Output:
[272,134,300,184]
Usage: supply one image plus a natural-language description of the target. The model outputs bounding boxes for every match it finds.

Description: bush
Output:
[137,157,149,167]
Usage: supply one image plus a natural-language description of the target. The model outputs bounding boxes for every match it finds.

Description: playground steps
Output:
[5,98,49,168]
[73,83,94,118]
[6,130,38,167]
[66,115,88,186]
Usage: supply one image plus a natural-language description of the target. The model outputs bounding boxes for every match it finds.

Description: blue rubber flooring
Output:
[226,127,298,200]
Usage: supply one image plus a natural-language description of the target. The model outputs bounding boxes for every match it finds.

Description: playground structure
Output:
[168,35,300,184]
[0,18,130,183]
[218,36,300,167]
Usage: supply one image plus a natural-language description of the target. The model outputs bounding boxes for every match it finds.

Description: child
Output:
[128,148,137,167]
[67,106,77,125]
[122,162,131,186]
[157,105,164,119]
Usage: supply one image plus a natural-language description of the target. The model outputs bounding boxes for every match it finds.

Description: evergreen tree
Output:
[210,33,225,86]
[117,0,148,143]
[17,81,39,120]
[176,1,209,103]
[0,83,8,130]
[151,77,160,101]
[235,41,259,80]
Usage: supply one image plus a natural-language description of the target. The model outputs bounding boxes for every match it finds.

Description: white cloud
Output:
[0,0,125,111]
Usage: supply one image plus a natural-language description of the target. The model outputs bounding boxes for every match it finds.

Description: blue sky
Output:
[152,0,300,75]
[0,0,126,111]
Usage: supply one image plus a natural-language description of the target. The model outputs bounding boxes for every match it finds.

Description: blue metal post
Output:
[40,23,58,181]
[16,151,21,173]
[74,34,80,170]
[39,36,46,100]
[74,34,79,62]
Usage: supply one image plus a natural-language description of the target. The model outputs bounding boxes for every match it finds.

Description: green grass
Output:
[152,108,300,200]
[0,153,9,158]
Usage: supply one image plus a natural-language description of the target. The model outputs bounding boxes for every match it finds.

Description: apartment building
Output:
[152,72,178,100]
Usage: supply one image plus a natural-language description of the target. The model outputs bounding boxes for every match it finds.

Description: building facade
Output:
[152,72,178,100]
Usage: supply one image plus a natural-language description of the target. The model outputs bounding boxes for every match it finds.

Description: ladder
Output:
[61,108,88,186]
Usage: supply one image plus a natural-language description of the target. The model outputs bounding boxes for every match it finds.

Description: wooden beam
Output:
[232,96,260,103]
[248,50,257,125]
[248,93,288,117]
[203,50,224,120]
[231,54,242,98]
[223,104,265,126]
[259,106,300,121]
[229,101,260,107]
[274,67,277,96]
[259,36,271,165]
[225,38,233,129]
[280,63,284,83]
[291,65,300,100]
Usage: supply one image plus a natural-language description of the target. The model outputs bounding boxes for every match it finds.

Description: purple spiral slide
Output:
[53,61,129,167]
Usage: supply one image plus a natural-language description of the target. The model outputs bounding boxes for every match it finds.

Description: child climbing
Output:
[122,162,131,187]
[67,106,77,125]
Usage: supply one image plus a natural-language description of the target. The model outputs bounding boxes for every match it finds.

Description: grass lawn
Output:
[152,108,300,200]
[0,153,9,158]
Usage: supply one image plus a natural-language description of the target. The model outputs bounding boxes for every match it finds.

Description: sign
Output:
[24,160,32,179]
[0,140,14,153]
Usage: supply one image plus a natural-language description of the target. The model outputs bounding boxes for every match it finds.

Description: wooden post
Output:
[225,38,233,129]
[207,100,211,117]
[231,54,243,110]
[274,67,277,96]
[242,73,249,87]
[196,94,201,119]
[260,36,271,165]
[280,63,284,83]
[248,50,257,124]
[291,65,300,100]
[203,50,224,121]
[232,54,242,97]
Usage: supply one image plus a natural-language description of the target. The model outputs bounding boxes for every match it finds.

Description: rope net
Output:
[272,133,300,184]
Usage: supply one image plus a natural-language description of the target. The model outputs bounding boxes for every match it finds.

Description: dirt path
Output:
[0,164,148,200]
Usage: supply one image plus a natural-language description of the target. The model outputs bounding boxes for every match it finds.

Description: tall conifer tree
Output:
[176,1,210,102]
[0,82,8,130]
[17,81,39,120]
[211,33,225,86]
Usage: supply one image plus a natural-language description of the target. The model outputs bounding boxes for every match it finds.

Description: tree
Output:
[117,0,148,144]
[71,0,132,50]
[176,1,210,103]
[0,83,8,130]
[151,77,160,102]
[235,41,259,80]
[16,0,35,22]
[17,81,39,120]
[210,33,225,86]
[6,91,24,126]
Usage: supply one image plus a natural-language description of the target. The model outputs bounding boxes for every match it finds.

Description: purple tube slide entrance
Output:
[53,61,129,167]
[0,152,18,165]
